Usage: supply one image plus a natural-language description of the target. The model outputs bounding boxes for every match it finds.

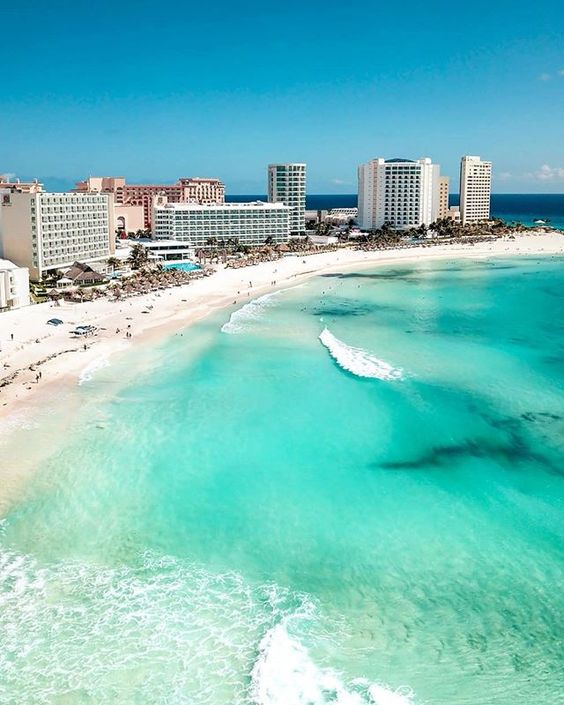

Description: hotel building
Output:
[267,164,306,235]
[0,258,30,310]
[0,175,44,194]
[358,158,440,231]
[459,156,492,224]
[152,200,291,248]
[0,191,114,281]
[438,176,450,219]
[74,176,225,230]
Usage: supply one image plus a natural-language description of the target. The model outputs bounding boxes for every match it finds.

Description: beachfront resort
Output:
[0,154,524,305]
[3,2,564,701]
[0,153,562,401]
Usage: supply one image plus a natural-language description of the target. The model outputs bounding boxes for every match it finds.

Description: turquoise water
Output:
[1,256,563,704]
[163,262,201,272]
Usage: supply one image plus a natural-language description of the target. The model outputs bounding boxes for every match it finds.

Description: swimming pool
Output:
[163,262,201,272]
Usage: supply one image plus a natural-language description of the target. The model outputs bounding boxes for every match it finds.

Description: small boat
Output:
[534,219,546,224]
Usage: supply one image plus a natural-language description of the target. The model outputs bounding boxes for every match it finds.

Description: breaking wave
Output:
[221,291,283,334]
[0,541,417,705]
[78,355,110,385]
[319,328,403,381]
[251,612,416,705]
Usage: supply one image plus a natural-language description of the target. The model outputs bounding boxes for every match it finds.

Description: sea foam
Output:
[250,615,416,705]
[319,328,403,381]
[0,541,418,705]
[221,291,282,334]
[78,355,110,385]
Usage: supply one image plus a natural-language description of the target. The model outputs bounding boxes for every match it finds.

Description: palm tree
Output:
[127,244,149,270]
[415,223,428,238]
[107,256,121,271]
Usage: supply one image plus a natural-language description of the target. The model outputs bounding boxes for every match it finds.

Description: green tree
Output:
[107,256,121,270]
[127,244,149,270]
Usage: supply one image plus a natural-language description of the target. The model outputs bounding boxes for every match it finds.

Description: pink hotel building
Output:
[74,176,225,231]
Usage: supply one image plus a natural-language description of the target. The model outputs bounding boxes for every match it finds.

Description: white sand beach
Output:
[1,232,563,430]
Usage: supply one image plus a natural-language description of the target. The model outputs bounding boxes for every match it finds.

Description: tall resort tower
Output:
[459,156,492,224]
[357,157,440,231]
[267,163,306,236]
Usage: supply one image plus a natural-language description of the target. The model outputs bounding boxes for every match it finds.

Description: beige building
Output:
[115,204,145,234]
[0,191,114,281]
[0,258,30,310]
[0,175,44,194]
[460,156,492,224]
[74,176,225,230]
[438,176,450,219]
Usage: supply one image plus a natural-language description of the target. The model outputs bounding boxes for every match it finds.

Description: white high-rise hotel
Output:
[267,163,306,235]
[460,156,492,224]
[153,201,291,247]
[0,190,114,281]
[358,158,440,231]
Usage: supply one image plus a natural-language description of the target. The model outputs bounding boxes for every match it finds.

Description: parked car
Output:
[47,318,64,326]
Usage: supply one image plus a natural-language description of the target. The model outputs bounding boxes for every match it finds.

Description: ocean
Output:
[227,194,564,230]
[1,256,563,704]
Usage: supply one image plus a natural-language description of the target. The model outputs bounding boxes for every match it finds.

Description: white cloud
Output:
[331,178,350,186]
[498,171,512,180]
[535,164,564,180]
[539,69,564,80]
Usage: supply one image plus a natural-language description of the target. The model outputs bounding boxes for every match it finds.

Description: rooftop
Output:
[156,201,290,211]
[0,258,25,271]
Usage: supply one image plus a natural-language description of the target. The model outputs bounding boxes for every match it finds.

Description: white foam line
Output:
[78,355,110,386]
[221,291,283,334]
[250,614,417,705]
[319,328,403,381]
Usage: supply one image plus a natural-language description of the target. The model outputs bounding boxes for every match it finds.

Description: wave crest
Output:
[78,355,110,385]
[319,328,403,381]
[250,613,416,705]
[221,292,282,334]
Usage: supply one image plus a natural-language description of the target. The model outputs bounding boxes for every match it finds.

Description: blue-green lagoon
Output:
[1,256,563,704]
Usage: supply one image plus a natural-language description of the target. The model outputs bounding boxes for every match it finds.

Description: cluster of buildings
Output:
[357,155,491,231]
[0,164,307,306]
[0,155,491,311]
[73,176,226,231]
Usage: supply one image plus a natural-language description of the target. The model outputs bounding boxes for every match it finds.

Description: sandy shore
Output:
[1,232,563,430]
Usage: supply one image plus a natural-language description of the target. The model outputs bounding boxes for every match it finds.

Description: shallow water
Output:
[1,256,563,704]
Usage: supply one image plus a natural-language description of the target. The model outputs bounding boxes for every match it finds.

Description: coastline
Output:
[2,231,563,421]
[1,230,563,446]
[1,231,563,704]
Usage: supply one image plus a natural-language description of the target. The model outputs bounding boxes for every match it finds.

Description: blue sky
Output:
[2,0,563,193]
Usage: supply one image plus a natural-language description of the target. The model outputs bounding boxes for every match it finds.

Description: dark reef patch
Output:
[311,299,397,318]
[521,411,562,422]
[320,270,418,281]
[379,436,559,474]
